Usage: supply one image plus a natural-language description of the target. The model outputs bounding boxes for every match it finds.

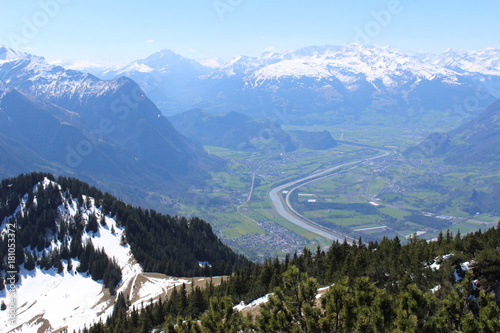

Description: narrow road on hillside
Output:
[237,168,261,221]
[268,149,394,242]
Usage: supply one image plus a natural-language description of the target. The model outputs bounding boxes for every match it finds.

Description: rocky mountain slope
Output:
[0,47,223,208]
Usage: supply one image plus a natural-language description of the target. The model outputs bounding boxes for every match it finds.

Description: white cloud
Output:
[146,40,155,43]
[48,59,124,71]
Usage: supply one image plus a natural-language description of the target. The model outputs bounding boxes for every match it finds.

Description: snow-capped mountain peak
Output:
[2,44,499,126]
[199,57,226,68]
[0,46,137,106]
[431,47,500,75]
[0,45,47,67]
[264,45,452,86]
[0,46,28,62]
[206,44,500,89]
[133,48,207,72]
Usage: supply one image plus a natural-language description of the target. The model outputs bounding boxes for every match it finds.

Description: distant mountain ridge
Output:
[0,46,223,208]
[169,109,298,152]
[445,99,500,164]
[289,130,338,150]
[81,44,500,127]
[92,49,211,113]
[406,99,500,164]
[169,109,339,153]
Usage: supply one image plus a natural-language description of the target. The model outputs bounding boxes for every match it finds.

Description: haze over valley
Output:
[0,1,499,331]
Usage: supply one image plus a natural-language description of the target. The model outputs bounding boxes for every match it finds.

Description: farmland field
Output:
[176,126,499,260]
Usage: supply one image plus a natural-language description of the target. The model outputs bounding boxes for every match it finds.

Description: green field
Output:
[176,127,499,259]
[290,152,499,243]
[379,207,411,219]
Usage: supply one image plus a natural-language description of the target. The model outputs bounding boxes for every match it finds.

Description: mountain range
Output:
[97,49,211,114]
[0,44,499,332]
[0,46,223,209]
[407,98,500,165]
[81,44,500,128]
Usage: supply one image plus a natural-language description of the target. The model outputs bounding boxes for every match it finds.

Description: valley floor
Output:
[178,126,500,260]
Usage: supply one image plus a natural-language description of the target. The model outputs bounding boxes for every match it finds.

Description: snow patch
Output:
[429,253,454,271]
[234,294,271,311]
[131,275,188,309]
[0,266,108,332]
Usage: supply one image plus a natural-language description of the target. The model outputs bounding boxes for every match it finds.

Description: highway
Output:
[268,149,393,242]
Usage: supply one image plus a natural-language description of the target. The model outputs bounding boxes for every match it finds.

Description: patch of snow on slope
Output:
[0,266,107,332]
[234,285,333,312]
[0,205,138,332]
[234,294,271,311]
[131,275,188,309]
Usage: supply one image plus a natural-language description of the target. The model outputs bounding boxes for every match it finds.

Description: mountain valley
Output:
[0,43,499,332]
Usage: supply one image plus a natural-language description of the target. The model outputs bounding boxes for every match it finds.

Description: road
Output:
[268,149,393,242]
[236,168,261,223]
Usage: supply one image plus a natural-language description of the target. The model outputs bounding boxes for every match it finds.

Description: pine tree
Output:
[258,265,320,332]
[24,251,36,271]
[57,260,64,274]
[67,258,73,273]
[200,296,244,333]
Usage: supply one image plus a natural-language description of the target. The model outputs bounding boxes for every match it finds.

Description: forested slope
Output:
[0,172,250,284]
[90,222,500,332]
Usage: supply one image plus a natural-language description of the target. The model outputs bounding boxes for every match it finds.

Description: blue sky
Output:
[0,0,499,64]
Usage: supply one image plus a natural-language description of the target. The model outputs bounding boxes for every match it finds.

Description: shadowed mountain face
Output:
[406,99,500,165]
[169,109,298,152]
[289,130,338,150]
[169,109,339,153]
[0,47,224,207]
[445,99,500,164]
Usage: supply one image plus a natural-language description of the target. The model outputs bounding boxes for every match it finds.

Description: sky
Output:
[0,0,499,65]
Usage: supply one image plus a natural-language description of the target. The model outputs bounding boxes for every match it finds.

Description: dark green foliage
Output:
[4,173,500,331]
[75,240,122,295]
[0,173,249,286]
[61,174,250,276]
[405,213,453,229]
[0,172,249,300]
[471,248,500,289]
[120,209,248,276]
[91,220,500,333]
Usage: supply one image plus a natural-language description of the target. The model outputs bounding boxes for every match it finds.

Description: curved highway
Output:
[268,150,393,242]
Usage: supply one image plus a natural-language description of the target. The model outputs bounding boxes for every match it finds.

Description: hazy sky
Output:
[0,0,498,64]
